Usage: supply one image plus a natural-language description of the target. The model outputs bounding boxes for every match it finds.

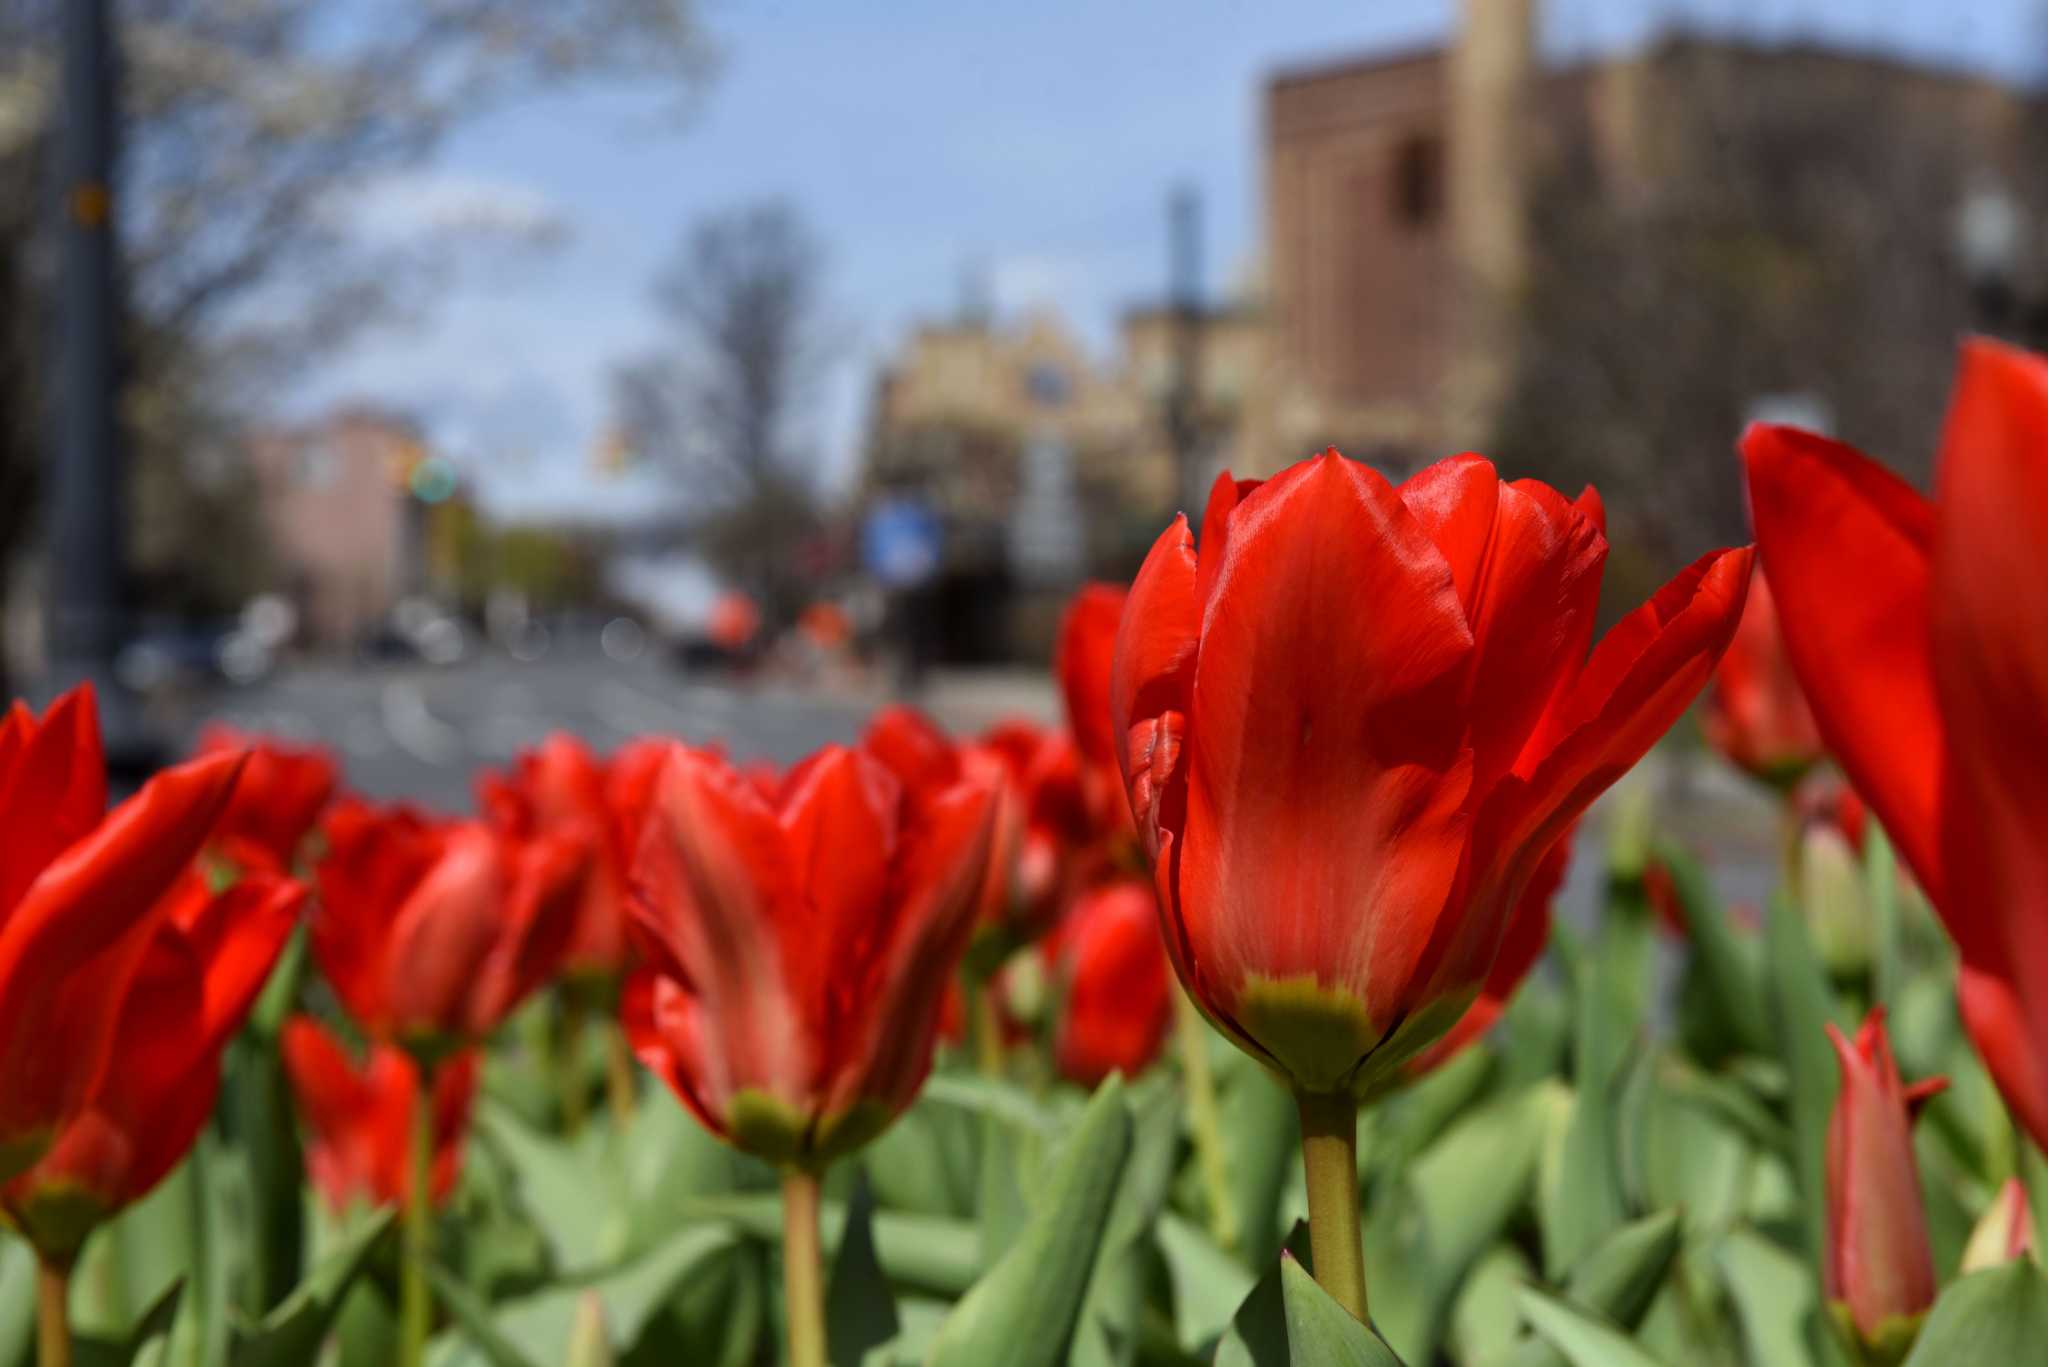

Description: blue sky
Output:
[293,0,2039,522]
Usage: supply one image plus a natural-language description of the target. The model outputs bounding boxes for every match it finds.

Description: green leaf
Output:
[433,1225,740,1365]
[1765,892,1845,1268]
[1155,1213,1256,1353]
[427,1263,546,1367]
[683,1193,981,1297]
[1902,1258,2048,1365]
[1714,1227,1823,1367]
[1561,1209,1683,1330]
[476,1102,630,1274]
[1212,1224,1309,1367]
[1214,1047,1299,1271]
[1540,913,1646,1277]
[1515,1286,1669,1367]
[1863,821,1901,1011]
[1491,1210,1682,1367]
[826,1176,897,1367]
[1278,1257,1405,1366]
[74,1279,184,1367]
[1654,839,1771,1056]
[920,1074,1061,1137]
[923,1075,1135,1367]
[229,1211,394,1367]
[1071,1075,1180,1367]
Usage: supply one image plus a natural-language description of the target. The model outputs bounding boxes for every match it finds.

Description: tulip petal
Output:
[1178,452,1475,1062]
[1439,549,1751,1018]
[632,747,812,1113]
[0,750,243,1143]
[1742,421,1944,898]
[1929,340,2048,1058]
[1111,513,1201,868]
[380,824,505,1037]
[1055,584,1126,769]
[818,769,994,1136]
[0,686,107,922]
[1402,460,1606,789]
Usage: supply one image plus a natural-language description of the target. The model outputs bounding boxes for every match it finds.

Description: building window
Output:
[1391,135,1441,230]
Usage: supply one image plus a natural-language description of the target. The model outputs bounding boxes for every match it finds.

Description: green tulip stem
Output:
[398,1066,436,1367]
[35,1255,71,1367]
[1779,798,1806,896]
[1176,989,1240,1251]
[781,1167,828,1367]
[606,1018,639,1132]
[558,990,590,1136]
[1296,1088,1369,1322]
[970,977,1004,1078]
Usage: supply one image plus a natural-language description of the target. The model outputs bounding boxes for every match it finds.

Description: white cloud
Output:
[340,171,573,249]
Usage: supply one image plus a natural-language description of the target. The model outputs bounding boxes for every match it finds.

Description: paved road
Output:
[173,650,1060,814]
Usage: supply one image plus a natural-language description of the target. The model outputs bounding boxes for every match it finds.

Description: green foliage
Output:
[22,769,2045,1367]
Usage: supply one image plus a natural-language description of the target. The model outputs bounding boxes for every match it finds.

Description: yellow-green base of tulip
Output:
[1827,1300,1925,1367]
[726,1089,894,1169]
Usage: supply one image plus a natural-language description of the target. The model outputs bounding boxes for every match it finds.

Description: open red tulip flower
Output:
[280,1016,478,1213]
[1055,583,1140,857]
[312,799,590,1053]
[0,685,251,1183]
[1045,879,1173,1088]
[1743,339,2048,1151]
[1114,450,1751,1101]
[1396,829,1573,1087]
[1824,1009,1946,1362]
[1113,449,1749,1320]
[978,718,1098,932]
[3,867,303,1261]
[478,733,633,983]
[625,740,998,1168]
[195,724,339,874]
[1699,569,1825,791]
[862,706,1029,960]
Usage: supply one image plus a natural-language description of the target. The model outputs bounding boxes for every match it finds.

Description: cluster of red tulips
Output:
[4,338,2044,1365]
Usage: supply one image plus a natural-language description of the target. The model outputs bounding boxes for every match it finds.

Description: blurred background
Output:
[6,0,2041,804]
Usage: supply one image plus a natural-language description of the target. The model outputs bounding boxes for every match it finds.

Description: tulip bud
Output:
[1961,1177,2036,1273]
[1802,824,1872,979]
[1824,1009,1945,1364]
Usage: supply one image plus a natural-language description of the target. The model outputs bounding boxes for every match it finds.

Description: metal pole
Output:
[51,0,124,686]
[1166,183,1203,519]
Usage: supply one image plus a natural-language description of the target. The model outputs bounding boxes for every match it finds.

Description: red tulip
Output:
[1113,450,1752,1096]
[1700,570,1824,789]
[1055,583,1143,862]
[280,1016,478,1212]
[979,718,1098,927]
[1045,879,1173,1087]
[862,706,1027,955]
[1399,830,1573,1082]
[625,741,997,1166]
[1824,1009,1945,1358]
[3,868,302,1258]
[312,799,589,1047]
[195,724,338,873]
[1743,340,2048,1148]
[478,733,632,980]
[0,685,249,1180]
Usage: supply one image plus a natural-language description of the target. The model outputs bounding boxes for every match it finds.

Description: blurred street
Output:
[178,654,1060,811]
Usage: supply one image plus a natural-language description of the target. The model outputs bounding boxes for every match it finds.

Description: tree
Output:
[1488,40,2011,604]
[611,200,834,623]
[0,0,717,674]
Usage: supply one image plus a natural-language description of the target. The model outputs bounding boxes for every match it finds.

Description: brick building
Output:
[1249,0,2036,477]
[245,409,427,648]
